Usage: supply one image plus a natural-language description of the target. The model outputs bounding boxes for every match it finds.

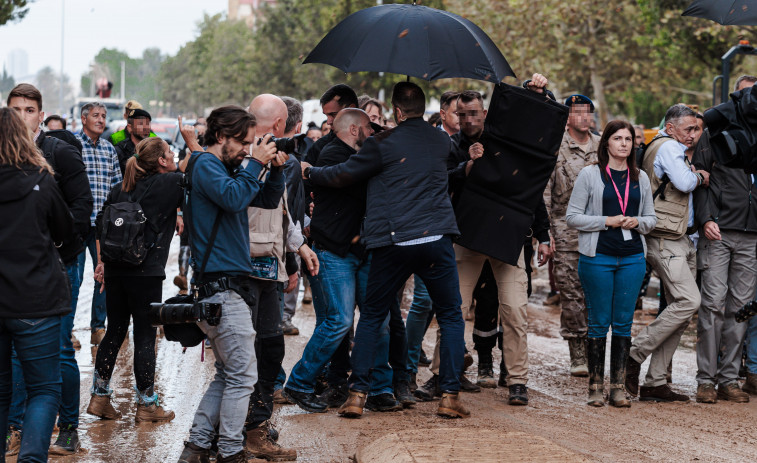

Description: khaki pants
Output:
[430,244,529,385]
[630,235,699,387]
[553,250,587,339]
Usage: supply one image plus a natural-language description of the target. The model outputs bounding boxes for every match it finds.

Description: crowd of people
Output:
[2,73,757,463]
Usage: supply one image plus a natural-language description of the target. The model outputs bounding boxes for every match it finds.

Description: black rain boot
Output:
[587,337,606,407]
[609,336,631,408]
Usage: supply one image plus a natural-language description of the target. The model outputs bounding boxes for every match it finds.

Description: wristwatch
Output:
[303,166,312,179]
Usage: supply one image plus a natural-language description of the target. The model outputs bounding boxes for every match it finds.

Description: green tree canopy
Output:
[0,0,31,27]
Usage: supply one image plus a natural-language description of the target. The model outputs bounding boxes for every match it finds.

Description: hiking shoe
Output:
[639,384,689,402]
[418,349,431,366]
[413,375,440,401]
[742,372,757,395]
[508,384,528,406]
[696,383,717,404]
[5,426,21,456]
[460,374,481,392]
[365,393,402,412]
[281,319,299,336]
[437,392,470,418]
[717,382,749,403]
[87,394,121,419]
[393,381,417,408]
[273,388,290,405]
[476,364,497,388]
[625,356,642,397]
[49,425,80,455]
[281,387,327,413]
[90,328,106,346]
[217,449,266,463]
[71,333,81,349]
[245,426,297,461]
[136,403,176,423]
[337,390,367,418]
[178,442,211,463]
[318,383,349,408]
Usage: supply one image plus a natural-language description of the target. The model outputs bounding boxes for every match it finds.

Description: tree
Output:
[0,0,31,27]
[35,66,75,114]
[0,66,15,94]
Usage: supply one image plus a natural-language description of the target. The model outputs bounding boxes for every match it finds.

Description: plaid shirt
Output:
[76,131,122,226]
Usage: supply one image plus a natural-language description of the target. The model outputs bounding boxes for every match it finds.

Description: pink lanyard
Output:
[605,166,629,216]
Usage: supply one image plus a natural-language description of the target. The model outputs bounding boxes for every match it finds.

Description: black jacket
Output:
[37,134,93,264]
[693,129,757,232]
[0,165,74,318]
[447,131,476,207]
[309,117,459,249]
[114,137,136,176]
[283,155,306,228]
[310,137,367,257]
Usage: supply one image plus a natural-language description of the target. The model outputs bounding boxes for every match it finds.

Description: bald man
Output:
[285,109,412,413]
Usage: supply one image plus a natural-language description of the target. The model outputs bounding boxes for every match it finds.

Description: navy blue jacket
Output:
[188,152,284,280]
[308,117,459,249]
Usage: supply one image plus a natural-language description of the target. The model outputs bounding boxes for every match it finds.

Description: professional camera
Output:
[258,134,297,154]
[736,300,757,323]
[148,299,223,326]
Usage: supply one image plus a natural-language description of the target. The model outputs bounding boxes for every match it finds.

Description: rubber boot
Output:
[568,337,589,377]
[609,335,631,408]
[587,337,606,407]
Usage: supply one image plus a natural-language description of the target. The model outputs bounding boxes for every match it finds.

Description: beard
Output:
[221,140,244,167]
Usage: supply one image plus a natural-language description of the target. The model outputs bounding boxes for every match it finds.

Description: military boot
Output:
[587,337,606,407]
[568,337,589,377]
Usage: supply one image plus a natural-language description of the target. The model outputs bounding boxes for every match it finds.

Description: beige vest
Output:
[248,169,289,282]
[641,137,689,239]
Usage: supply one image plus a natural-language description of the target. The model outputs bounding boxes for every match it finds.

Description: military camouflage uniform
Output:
[544,131,600,339]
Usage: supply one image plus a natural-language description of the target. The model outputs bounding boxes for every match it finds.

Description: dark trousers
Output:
[96,276,161,392]
[348,236,464,394]
[246,280,284,430]
[473,261,502,365]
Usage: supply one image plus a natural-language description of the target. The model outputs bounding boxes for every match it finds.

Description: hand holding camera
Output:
[251,134,279,164]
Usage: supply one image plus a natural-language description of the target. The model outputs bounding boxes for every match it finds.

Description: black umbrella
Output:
[683,0,757,25]
[303,3,515,82]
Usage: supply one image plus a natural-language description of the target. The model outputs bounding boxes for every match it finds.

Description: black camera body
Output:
[149,300,223,326]
[257,134,296,154]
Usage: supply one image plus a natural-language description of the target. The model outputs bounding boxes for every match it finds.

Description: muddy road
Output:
[15,236,757,462]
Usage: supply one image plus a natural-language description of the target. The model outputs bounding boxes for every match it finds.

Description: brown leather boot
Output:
[742,372,757,395]
[337,390,366,418]
[437,392,470,418]
[217,449,267,463]
[136,403,175,423]
[245,426,297,461]
[87,394,121,419]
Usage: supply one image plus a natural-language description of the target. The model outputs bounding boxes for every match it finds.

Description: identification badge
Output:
[622,228,632,241]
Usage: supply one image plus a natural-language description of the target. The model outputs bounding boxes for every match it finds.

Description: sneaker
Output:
[281,319,299,336]
[696,383,717,404]
[90,328,106,346]
[476,364,497,388]
[5,426,21,456]
[418,350,431,367]
[337,390,367,418]
[318,383,349,408]
[460,374,481,392]
[49,424,80,455]
[281,387,327,413]
[639,384,689,402]
[508,384,528,406]
[136,403,176,423]
[365,393,402,412]
[717,382,750,403]
[413,375,440,401]
[71,333,81,349]
[393,381,417,408]
[178,441,211,463]
[245,426,297,461]
[437,392,470,418]
[87,394,121,419]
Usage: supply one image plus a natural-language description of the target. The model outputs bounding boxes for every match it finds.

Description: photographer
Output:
[178,105,286,463]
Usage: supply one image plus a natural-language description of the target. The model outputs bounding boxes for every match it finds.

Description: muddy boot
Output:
[245,426,297,461]
[437,392,470,418]
[742,372,757,395]
[625,355,642,397]
[476,362,497,388]
[409,373,418,393]
[87,394,121,419]
[393,380,417,408]
[5,425,21,456]
[49,424,80,455]
[136,403,175,423]
[178,442,211,463]
[498,358,508,387]
[587,337,606,407]
[217,450,266,463]
[413,375,439,401]
[608,336,631,408]
[568,337,589,377]
[337,390,367,418]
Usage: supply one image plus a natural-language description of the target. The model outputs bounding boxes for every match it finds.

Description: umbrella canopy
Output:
[683,0,757,25]
[303,3,515,82]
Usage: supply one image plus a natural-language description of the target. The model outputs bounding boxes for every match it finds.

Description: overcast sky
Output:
[0,0,226,87]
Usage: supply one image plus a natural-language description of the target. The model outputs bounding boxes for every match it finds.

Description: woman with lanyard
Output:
[566,120,657,407]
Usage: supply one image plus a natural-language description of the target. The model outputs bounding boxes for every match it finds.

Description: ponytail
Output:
[122,137,167,192]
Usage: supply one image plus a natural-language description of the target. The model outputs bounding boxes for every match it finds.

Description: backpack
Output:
[99,182,158,266]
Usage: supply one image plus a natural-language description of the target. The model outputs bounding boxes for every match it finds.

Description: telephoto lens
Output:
[735,300,757,323]
[148,302,200,326]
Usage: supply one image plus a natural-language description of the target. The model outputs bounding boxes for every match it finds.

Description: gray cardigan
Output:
[566,164,657,257]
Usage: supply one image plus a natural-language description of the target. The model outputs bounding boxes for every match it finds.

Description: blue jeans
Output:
[78,228,107,330]
[578,253,646,338]
[9,261,81,429]
[747,307,757,375]
[0,316,62,462]
[405,275,432,374]
[287,249,393,395]
[349,237,465,394]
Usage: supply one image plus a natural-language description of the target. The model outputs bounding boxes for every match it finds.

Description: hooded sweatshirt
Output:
[0,164,74,318]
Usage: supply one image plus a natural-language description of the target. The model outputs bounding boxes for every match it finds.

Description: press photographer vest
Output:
[641,137,690,240]
[247,167,288,282]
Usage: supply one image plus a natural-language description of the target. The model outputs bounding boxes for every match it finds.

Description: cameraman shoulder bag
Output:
[100,180,159,266]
